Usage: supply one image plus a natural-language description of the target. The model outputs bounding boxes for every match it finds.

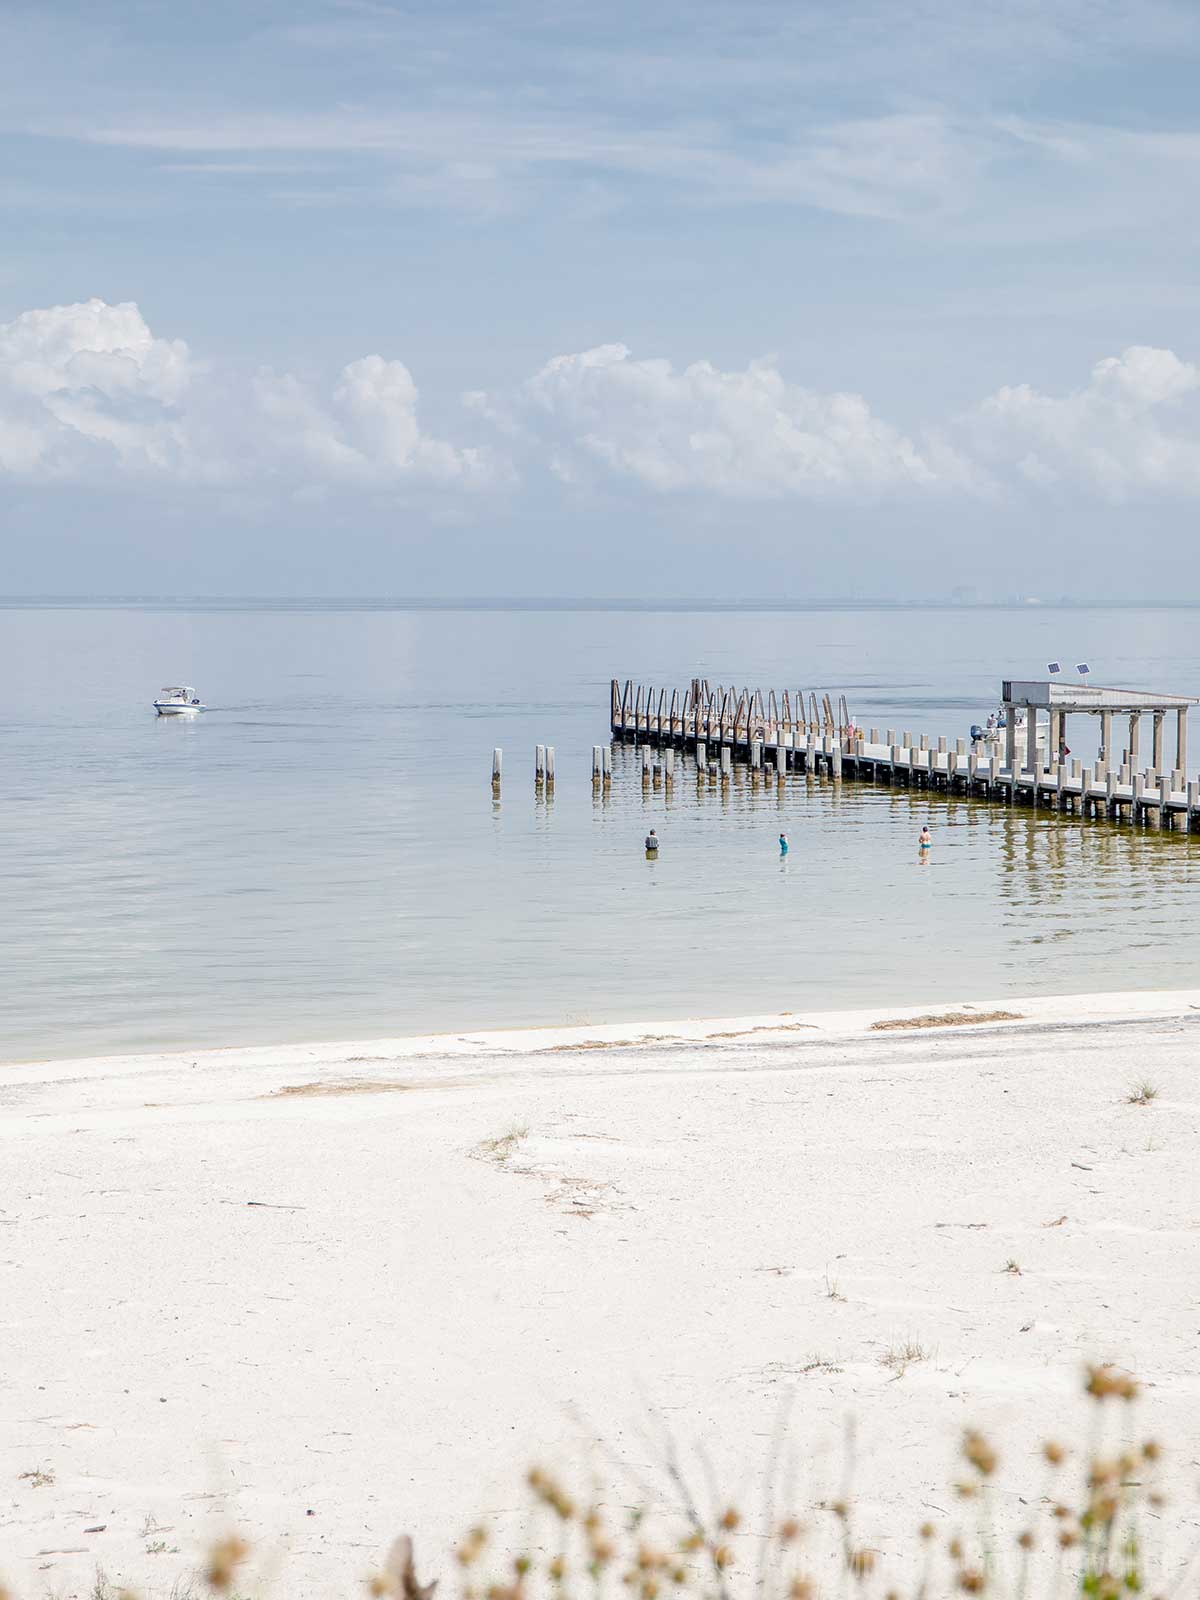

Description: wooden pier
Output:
[611,677,1200,832]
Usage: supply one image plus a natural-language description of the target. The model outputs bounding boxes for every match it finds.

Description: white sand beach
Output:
[3,990,1200,1597]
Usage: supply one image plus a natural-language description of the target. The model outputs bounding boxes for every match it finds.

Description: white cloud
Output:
[0,298,502,491]
[6,302,1200,511]
[966,345,1200,494]
[486,343,974,497]
[0,299,192,476]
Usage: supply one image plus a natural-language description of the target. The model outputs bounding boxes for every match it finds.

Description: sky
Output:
[5,0,1200,599]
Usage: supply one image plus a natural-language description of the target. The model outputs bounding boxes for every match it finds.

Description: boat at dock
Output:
[153,686,205,716]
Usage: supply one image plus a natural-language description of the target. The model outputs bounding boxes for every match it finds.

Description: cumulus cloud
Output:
[0,299,193,476]
[480,342,974,497]
[6,302,1200,511]
[0,297,501,490]
[965,345,1200,495]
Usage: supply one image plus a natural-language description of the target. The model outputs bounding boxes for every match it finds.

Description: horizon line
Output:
[0,595,1193,611]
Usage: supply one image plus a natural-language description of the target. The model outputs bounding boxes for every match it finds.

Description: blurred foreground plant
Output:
[0,1364,1166,1600]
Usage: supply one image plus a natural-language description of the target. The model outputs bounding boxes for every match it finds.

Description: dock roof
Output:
[1003,679,1200,711]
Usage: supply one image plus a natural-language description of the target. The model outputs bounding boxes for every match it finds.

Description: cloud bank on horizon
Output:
[4,297,1200,509]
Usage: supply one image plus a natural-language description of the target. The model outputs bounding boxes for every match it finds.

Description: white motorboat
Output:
[153,685,205,716]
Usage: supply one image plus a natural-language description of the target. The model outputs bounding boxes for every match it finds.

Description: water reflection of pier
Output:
[611,676,1200,833]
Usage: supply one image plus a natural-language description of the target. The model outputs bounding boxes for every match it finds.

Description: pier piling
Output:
[607,676,1200,837]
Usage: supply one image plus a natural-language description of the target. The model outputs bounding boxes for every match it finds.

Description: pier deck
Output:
[611,678,1200,831]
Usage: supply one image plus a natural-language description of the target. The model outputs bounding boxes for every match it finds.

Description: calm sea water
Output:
[3,601,1200,1062]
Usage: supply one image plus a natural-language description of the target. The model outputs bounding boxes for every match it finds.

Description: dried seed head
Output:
[719,1507,741,1532]
[1089,1459,1119,1488]
[713,1546,734,1571]
[1058,1529,1079,1550]
[789,1580,814,1600]
[948,1538,964,1562]
[368,1577,397,1599]
[549,1557,567,1583]
[1143,1440,1162,1463]
[963,1430,997,1476]
[847,1550,876,1580]
[513,1557,532,1578]
[670,1569,687,1586]
[919,1522,936,1541]
[1086,1365,1140,1402]
[830,1500,848,1522]
[1017,1531,1035,1551]
[777,1517,803,1544]
[636,1547,668,1573]
[680,1534,704,1555]
[457,1528,489,1567]
[954,1481,979,1500]
[205,1533,250,1592]
[959,1569,986,1593]
[1043,1441,1067,1467]
[1085,1365,1121,1399]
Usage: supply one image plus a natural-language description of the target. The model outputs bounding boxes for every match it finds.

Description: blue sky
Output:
[5,0,1200,597]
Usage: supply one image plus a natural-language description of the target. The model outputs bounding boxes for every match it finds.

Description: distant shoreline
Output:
[4,596,1200,612]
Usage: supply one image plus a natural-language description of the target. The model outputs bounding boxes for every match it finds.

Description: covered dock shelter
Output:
[1001,680,1200,783]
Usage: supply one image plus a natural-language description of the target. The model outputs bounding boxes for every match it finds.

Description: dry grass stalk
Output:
[880,1338,929,1374]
